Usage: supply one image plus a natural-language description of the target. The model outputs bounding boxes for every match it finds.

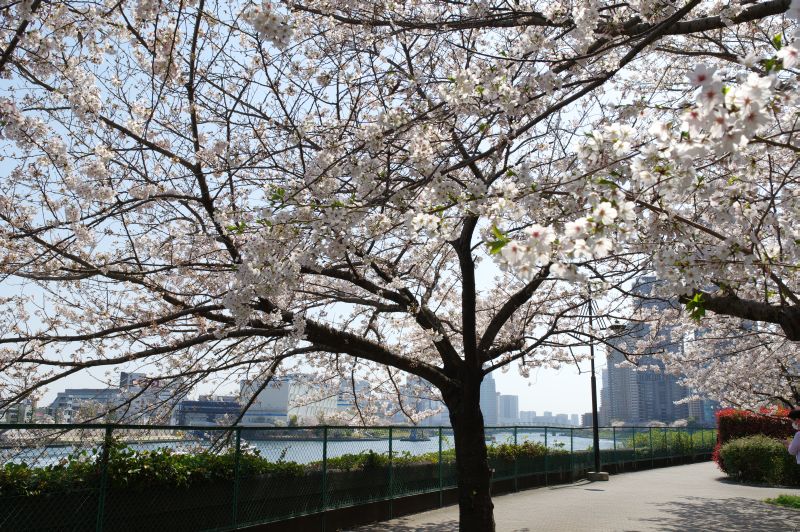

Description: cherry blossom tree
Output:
[604,291,799,412]
[673,318,800,409]
[0,1,798,529]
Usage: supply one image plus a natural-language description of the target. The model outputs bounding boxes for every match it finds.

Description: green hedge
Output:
[718,435,800,486]
[626,429,715,454]
[1,439,568,497]
[0,440,305,497]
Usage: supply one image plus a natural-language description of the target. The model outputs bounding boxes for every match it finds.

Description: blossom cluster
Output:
[0,99,46,147]
[246,2,293,48]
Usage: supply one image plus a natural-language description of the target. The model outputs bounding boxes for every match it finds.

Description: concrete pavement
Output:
[349,462,800,531]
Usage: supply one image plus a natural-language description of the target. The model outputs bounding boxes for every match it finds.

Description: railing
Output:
[0,423,716,531]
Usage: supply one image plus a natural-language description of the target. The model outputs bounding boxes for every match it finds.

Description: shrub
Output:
[714,407,793,470]
[716,407,792,445]
[718,435,794,485]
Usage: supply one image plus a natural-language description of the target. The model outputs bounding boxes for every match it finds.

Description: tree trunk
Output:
[446,374,495,532]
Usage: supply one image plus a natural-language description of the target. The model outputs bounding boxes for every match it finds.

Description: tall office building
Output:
[599,369,611,425]
[480,373,498,426]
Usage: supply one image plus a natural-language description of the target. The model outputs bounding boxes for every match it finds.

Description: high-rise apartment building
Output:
[599,278,720,426]
[498,394,519,424]
[600,278,691,425]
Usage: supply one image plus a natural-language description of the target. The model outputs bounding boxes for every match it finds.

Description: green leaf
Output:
[762,57,781,73]
[773,33,783,50]
[270,187,286,201]
[685,293,705,323]
[487,225,510,255]
[226,221,246,235]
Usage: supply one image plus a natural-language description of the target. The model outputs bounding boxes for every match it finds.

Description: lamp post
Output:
[586,296,625,482]
[587,297,602,478]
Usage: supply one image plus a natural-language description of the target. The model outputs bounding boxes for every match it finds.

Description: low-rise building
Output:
[48,388,120,423]
[174,395,241,426]
[0,399,33,424]
[240,376,349,426]
[116,373,188,422]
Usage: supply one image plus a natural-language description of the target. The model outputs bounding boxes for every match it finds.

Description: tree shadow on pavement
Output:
[635,496,797,532]
[348,518,532,531]
[347,519,460,531]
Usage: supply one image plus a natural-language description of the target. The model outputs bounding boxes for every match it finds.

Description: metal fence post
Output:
[689,429,694,459]
[513,426,518,492]
[544,427,548,485]
[232,427,241,528]
[612,427,617,466]
[663,428,668,460]
[95,426,112,532]
[322,426,328,515]
[438,426,443,508]
[700,429,704,452]
[569,428,574,481]
[649,427,654,467]
[388,427,394,518]
[631,427,636,463]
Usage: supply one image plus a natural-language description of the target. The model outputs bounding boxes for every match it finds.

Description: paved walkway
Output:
[350,462,800,531]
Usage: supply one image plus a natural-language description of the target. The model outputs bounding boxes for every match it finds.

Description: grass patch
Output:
[764,494,800,510]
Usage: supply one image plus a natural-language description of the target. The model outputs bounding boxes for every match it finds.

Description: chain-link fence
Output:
[0,423,716,531]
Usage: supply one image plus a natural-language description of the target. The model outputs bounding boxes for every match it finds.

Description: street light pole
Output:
[587,296,603,478]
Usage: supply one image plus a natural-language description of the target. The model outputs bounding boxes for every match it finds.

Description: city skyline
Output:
[29,345,602,420]
[26,362,598,427]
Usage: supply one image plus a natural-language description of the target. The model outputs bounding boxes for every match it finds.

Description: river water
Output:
[2,430,616,466]
[250,431,615,464]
